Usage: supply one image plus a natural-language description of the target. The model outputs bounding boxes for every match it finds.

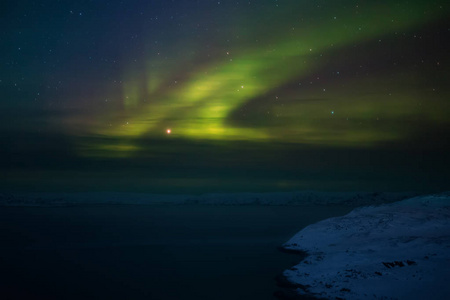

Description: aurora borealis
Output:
[1,0,449,192]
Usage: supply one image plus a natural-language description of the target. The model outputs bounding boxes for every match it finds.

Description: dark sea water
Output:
[0,204,354,299]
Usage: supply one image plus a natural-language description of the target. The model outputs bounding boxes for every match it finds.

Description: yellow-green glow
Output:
[75,1,448,157]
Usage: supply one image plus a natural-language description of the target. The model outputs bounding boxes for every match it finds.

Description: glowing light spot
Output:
[166,129,171,134]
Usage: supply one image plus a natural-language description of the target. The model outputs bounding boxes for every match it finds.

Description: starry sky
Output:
[1,0,449,193]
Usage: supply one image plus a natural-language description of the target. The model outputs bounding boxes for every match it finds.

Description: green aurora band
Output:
[74,1,449,157]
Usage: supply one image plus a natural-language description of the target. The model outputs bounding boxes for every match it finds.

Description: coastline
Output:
[277,193,450,299]
[2,191,448,299]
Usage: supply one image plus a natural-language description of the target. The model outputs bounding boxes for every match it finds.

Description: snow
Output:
[281,192,450,299]
[2,190,449,298]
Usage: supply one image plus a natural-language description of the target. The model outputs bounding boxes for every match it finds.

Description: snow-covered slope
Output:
[0,191,414,207]
[281,193,450,299]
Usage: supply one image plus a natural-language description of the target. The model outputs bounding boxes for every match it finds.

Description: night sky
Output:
[1,0,449,193]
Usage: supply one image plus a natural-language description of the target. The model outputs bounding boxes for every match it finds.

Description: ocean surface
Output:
[0,204,354,299]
